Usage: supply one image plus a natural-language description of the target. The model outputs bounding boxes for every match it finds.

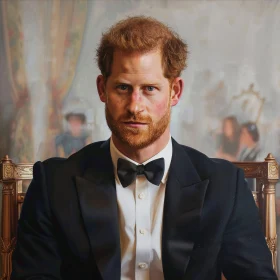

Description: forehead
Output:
[110,49,164,78]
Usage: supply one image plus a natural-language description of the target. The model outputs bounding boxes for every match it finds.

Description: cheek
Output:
[107,97,124,116]
[153,99,169,117]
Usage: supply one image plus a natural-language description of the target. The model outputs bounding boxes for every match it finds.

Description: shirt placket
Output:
[135,175,151,280]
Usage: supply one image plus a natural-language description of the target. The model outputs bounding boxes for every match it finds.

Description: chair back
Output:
[232,153,278,273]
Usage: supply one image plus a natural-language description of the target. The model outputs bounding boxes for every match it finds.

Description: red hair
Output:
[96,16,188,80]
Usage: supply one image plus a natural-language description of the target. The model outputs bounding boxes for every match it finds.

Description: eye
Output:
[117,84,129,91]
[145,86,155,92]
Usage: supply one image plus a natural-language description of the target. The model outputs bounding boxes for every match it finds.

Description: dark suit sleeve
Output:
[11,161,62,280]
[221,169,278,279]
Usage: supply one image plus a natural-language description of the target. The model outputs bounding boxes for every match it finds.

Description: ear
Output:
[170,77,184,107]
[96,75,106,103]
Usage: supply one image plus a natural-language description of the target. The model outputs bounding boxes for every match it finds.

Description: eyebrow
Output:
[112,80,162,87]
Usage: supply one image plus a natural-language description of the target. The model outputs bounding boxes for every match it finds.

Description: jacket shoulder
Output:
[179,144,241,179]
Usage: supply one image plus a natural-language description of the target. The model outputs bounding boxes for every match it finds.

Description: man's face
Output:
[97,49,182,149]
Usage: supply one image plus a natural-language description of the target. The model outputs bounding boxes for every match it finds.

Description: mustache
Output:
[118,114,152,123]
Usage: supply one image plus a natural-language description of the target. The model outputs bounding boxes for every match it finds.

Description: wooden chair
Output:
[0,156,33,280]
[232,153,278,273]
[0,154,278,279]
[221,153,279,280]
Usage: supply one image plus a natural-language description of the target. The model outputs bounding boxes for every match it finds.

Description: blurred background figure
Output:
[238,122,260,162]
[237,122,260,192]
[55,112,91,157]
[215,116,241,161]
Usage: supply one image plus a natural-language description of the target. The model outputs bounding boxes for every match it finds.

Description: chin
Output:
[123,140,153,149]
[119,133,161,150]
[109,120,169,150]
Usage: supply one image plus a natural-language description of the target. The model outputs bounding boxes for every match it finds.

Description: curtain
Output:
[1,0,34,162]
[47,0,88,136]
[1,0,88,161]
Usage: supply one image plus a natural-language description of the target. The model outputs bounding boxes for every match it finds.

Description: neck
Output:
[112,129,170,163]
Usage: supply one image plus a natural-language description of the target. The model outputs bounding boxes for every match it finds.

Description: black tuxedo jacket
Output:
[11,139,277,280]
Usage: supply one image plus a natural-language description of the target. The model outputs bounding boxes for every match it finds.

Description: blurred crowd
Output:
[214,116,260,162]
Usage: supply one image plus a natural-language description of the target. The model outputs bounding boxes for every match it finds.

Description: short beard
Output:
[105,98,171,149]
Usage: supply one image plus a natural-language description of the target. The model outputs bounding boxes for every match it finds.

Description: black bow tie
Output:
[117,158,165,188]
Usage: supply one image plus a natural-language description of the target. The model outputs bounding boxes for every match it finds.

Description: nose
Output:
[126,90,144,115]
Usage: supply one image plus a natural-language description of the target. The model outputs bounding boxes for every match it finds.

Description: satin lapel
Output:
[162,139,209,280]
[75,140,121,280]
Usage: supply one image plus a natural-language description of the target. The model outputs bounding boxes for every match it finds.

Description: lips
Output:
[124,122,147,125]
[123,121,148,127]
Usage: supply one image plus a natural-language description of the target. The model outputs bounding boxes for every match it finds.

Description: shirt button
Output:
[138,192,145,199]
[139,229,145,235]
[138,262,148,270]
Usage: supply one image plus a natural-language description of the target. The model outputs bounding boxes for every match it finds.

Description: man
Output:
[238,122,260,162]
[11,16,277,280]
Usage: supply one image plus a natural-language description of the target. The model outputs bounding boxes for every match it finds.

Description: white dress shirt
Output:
[110,137,173,280]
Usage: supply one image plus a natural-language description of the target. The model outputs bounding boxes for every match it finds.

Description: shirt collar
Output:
[110,136,173,185]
